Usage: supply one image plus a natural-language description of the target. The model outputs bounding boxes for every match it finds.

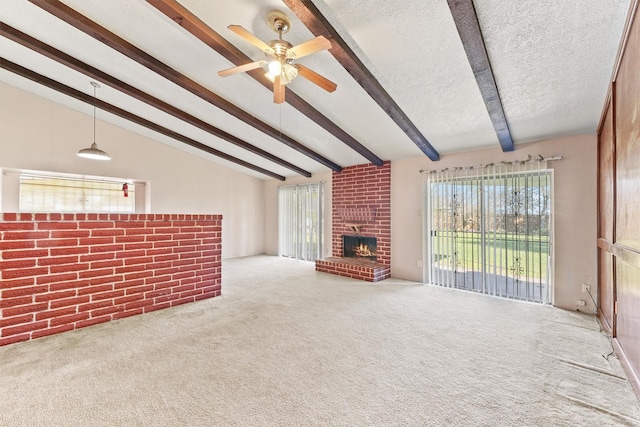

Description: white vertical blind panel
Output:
[426,163,552,304]
[278,183,323,262]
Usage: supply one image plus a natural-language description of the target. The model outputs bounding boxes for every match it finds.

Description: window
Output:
[278,183,323,262]
[19,174,135,213]
[426,165,553,304]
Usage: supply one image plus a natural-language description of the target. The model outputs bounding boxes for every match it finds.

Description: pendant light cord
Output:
[93,83,96,144]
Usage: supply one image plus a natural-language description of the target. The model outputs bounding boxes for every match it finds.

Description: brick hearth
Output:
[316,257,391,282]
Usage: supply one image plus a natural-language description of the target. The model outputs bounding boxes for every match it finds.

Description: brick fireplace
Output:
[315,161,391,282]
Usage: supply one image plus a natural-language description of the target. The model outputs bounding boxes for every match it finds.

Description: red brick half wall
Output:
[0,213,222,346]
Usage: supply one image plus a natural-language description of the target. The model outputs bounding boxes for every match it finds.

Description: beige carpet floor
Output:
[1,255,639,426]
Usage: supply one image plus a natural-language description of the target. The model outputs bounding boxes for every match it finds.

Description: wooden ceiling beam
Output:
[447,0,514,152]
[27,0,341,173]
[0,58,286,181]
[283,0,440,161]
[146,0,384,167]
[1,23,309,177]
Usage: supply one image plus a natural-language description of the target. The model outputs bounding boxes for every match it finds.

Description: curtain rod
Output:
[419,155,564,174]
[277,181,325,188]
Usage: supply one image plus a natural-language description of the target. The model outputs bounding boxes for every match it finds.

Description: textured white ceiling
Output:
[474,0,630,143]
[0,0,631,179]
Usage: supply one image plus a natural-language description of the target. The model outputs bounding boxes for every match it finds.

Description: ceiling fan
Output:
[218,10,337,104]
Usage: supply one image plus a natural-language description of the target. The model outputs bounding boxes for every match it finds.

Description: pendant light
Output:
[77,81,111,160]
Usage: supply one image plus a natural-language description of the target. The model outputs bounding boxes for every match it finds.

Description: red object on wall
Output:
[122,183,128,197]
[0,213,222,346]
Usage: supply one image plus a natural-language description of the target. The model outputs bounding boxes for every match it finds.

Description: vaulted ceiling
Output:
[0,0,631,181]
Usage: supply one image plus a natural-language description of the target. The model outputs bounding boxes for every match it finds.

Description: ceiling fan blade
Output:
[274,74,285,104]
[288,35,331,59]
[228,25,274,54]
[296,65,337,92]
[218,60,266,77]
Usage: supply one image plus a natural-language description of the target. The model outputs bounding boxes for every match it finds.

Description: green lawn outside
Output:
[431,231,549,279]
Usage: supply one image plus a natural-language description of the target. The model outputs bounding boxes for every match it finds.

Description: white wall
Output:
[262,171,332,258]
[262,134,597,312]
[0,83,264,259]
[392,134,598,312]
[1,172,19,212]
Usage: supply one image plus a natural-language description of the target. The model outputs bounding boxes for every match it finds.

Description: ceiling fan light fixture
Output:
[267,59,282,78]
[264,64,298,85]
[283,64,298,83]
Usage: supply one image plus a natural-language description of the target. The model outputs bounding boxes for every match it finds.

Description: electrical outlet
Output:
[582,283,591,293]
[577,300,586,307]
[417,260,423,268]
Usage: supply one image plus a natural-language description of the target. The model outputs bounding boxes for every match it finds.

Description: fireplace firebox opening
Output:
[343,235,377,261]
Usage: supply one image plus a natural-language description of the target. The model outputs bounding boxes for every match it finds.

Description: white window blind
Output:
[278,182,323,262]
[426,161,553,304]
[19,175,135,213]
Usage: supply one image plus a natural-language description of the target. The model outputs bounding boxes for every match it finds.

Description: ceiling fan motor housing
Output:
[267,39,293,59]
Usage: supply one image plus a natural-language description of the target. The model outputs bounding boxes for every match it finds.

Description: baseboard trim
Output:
[613,338,640,400]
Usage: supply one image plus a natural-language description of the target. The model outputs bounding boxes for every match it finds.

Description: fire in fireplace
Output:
[343,235,377,261]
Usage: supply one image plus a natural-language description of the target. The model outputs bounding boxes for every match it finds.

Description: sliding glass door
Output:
[278,183,323,261]
[427,167,552,304]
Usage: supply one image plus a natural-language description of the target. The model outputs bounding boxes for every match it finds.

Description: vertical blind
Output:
[425,160,553,304]
[278,183,323,262]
